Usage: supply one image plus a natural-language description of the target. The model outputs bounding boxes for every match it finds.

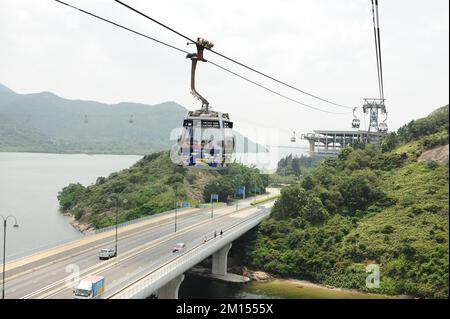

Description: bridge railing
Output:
[94,203,228,235]
[5,204,226,263]
[107,207,271,299]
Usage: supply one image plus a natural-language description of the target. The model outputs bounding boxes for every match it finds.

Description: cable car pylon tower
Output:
[362,97,387,141]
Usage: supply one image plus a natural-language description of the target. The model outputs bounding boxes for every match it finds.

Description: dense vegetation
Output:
[276,154,323,177]
[58,151,267,229]
[381,105,449,153]
[241,105,449,298]
[270,154,323,186]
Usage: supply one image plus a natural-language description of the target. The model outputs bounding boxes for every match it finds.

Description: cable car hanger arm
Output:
[187,38,214,112]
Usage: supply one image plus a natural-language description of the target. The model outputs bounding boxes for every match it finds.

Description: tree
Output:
[203,176,235,202]
[381,132,399,152]
[57,183,86,211]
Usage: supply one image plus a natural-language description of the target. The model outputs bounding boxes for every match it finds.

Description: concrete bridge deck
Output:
[1,189,279,299]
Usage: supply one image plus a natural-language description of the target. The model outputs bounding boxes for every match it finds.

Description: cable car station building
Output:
[302,130,384,155]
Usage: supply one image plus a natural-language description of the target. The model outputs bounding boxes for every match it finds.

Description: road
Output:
[1,189,279,299]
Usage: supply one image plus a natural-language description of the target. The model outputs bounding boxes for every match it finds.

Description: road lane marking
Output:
[3,204,239,284]
[109,209,271,299]
[22,202,272,299]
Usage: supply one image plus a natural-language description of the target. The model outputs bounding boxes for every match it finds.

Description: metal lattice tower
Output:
[362,98,387,141]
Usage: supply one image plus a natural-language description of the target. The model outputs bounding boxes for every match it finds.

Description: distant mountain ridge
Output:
[0,83,260,155]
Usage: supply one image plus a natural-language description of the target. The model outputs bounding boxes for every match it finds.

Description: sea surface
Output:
[0,152,142,261]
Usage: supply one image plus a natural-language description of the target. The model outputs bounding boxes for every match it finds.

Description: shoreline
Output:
[238,269,410,299]
[63,212,95,234]
[270,278,408,299]
[245,270,411,299]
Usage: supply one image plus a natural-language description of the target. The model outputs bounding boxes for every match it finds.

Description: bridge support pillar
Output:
[212,243,232,276]
[307,139,315,153]
[158,274,185,299]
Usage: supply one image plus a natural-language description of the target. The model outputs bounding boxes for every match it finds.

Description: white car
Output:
[99,248,116,260]
[172,243,186,253]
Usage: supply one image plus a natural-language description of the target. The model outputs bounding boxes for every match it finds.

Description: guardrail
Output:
[94,207,189,234]
[95,203,228,234]
[108,208,271,299]
[5,196,263,264]
[6,204,228,262]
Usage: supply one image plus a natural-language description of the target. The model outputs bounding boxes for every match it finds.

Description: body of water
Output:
[0,152,141,261]
[179,274,390,299]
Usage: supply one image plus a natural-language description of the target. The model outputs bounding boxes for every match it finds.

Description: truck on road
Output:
[73,275,105,299]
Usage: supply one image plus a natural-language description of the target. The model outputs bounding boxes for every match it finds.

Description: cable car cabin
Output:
[378,122,388,134]
[291,136,296,142]
[352,118,361,129]
[176,110,235,169]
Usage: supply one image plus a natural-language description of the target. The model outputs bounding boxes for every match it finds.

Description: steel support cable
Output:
[371,0,382,100]
[54,0,190,55]
[208,61,348,115]
[113,0,353,110]
[54,0,346,115]
[375,0,385,100]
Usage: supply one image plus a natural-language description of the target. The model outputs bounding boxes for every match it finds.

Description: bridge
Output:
[1,189,279,299]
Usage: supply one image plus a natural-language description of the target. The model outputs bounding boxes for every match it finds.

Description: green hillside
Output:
[241,105,449,298]
[0,83,187,154]
[58,152,269,229]
[0,83,263,155]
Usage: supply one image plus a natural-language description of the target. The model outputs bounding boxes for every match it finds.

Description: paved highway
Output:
[2,189,279,299]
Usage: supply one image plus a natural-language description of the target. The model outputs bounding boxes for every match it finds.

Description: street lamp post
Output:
[174,188,178,233]
[115,199,118,257]
[107,197,126,258]
[235,175,243,211]
[1,215,19,299]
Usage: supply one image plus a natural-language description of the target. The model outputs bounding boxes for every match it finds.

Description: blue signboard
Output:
[252,187,262,193]
[181,202,190,208]
[210,194,219,201]
[236,186,245,196]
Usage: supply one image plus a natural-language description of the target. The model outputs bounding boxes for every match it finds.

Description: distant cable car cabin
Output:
[291,131,296,142]
[378,111,388,133]
[173,38,235,169]
[378,122,388,134]
[352,107,360,129]
[352,118,361,129]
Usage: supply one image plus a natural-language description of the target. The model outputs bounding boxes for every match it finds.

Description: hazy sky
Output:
[1,0,448,145]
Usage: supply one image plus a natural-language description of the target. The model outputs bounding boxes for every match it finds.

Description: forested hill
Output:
[0,83,187,154]
[241,105,449,298]
[57,152,269,230]
[0,83,261,155]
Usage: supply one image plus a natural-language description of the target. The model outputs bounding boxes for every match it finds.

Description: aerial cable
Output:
[113,0,353,110]
[54,0,189,55]
[207,49,353,110]
[54,0,345,115]
[208,61,348,115]
[370,0,382,100]
[374,0,385,100]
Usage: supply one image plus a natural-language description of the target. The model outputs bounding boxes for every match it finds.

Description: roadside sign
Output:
[181,202,190,208]
[236,186,245,196]
[210,194,219,201]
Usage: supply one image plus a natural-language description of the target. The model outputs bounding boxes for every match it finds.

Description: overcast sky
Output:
[1,0,448,145]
